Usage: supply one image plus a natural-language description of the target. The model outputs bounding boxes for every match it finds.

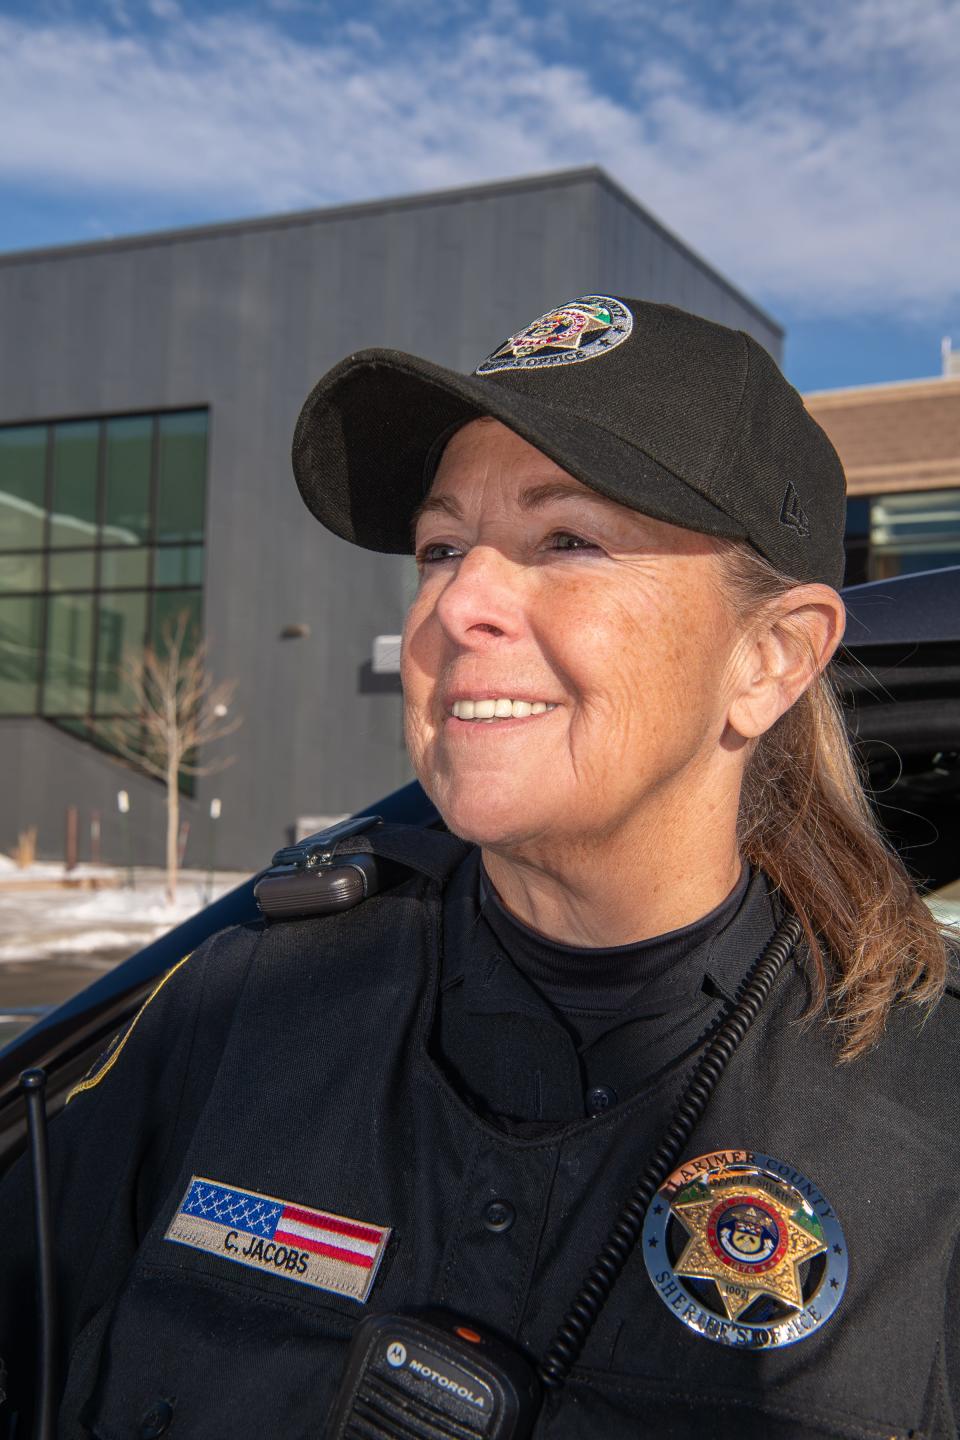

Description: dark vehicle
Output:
[838,564,960,894]
[1,564,958,1173]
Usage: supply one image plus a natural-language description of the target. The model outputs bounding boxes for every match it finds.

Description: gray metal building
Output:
[0,167,782,871]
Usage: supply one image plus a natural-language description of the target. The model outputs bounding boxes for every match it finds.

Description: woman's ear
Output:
[727,584,846,741]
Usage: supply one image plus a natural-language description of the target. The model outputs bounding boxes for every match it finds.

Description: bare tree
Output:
[100,611,242,903]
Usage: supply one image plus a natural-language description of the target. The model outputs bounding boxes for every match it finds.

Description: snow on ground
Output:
[0,865,252,1042]
[0,868,248,968]
[0,860,134,881]
[2,877,228,927]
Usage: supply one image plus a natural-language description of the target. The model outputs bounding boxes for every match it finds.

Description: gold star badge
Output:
[672,1171,827,1321]
[497,303,612,358]
[643,1150,847,1350]
[476,296,633,375]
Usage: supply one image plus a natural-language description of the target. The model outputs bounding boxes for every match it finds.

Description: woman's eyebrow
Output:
[412,493,463,527]
[517,481,615,513]
[411,480,614,533]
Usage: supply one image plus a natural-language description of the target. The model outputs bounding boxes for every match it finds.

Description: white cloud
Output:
[0,1,955,319]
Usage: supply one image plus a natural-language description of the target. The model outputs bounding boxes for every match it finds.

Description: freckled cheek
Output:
[401,602,444,765]
[402,697,429,770]
[406,731,447,812]
[549,586,721,778]
[401,593,439,679]
[544,587,671,726]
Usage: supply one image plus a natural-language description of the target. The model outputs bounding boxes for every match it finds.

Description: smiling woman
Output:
[1,296,957,1440]
[404,421,763,931]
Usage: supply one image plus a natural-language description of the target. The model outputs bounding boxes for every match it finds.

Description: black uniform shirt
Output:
[435,849,758,1125]
[0,826,957,1439]
[479,858,750,1030]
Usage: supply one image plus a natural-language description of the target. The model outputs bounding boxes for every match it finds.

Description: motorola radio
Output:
[327,1311,540,1440]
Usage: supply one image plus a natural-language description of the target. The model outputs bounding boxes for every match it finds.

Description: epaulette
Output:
[253,814,469,922]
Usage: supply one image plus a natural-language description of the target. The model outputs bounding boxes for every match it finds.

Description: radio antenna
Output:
[20,1068,57,1440]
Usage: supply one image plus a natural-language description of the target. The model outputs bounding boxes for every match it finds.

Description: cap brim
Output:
[292,348,749,553]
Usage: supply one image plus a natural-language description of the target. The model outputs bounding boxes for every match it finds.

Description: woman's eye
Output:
[548,531,601,553]
[418,542,462,565]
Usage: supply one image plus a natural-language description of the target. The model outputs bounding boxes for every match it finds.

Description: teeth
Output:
[451,698,556,721]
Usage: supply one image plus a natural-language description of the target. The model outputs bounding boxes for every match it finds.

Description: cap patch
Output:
[165,1175,391,1303]
[476,295,632,374]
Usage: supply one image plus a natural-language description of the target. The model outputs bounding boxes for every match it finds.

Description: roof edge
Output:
[805,374,960,406]
[0,166,781,337]
[0,167,614,266]
[588,169,782,338]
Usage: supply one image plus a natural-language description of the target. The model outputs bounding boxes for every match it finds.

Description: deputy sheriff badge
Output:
[642,1150,847,1348]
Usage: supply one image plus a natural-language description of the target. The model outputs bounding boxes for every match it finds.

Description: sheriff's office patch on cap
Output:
[165,1176,391,1304]
[643,1149,847,1349]
[476,295,632,374]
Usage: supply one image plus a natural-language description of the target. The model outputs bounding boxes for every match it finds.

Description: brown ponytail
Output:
[717,541,951,1061]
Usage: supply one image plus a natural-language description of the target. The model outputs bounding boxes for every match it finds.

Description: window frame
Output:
[0,406,208,720]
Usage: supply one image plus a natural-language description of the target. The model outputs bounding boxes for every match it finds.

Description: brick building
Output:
[805,367,960,585]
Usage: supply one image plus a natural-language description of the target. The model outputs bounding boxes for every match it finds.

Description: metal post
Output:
[204,798,221,904]
[64,806,78,874]
[117,790,134,890]
[90,809,101,866]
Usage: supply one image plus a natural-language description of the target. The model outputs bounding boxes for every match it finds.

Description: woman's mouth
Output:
[449,697,558,722]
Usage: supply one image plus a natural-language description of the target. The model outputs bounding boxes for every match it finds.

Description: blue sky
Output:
[0,0,956,392]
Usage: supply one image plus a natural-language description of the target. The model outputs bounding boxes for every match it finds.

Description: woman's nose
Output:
[433,546,524,645]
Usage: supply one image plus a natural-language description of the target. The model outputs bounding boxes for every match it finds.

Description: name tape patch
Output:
[165,1176,391,1304]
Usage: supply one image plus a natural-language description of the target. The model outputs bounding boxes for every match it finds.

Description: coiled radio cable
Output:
[539,910,803,1390]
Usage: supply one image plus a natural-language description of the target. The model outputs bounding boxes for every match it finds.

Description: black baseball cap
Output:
[292,295,847,588]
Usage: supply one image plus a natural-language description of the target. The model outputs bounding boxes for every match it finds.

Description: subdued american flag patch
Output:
[164,1176,391,1303]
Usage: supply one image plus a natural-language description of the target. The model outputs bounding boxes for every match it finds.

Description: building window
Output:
[845,489,960,585]
[0,408,207,718]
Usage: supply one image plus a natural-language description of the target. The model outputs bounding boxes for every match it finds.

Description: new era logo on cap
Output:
[780,482,810,538]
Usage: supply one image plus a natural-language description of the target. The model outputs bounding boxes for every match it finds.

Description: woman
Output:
[1,295,956,1438]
